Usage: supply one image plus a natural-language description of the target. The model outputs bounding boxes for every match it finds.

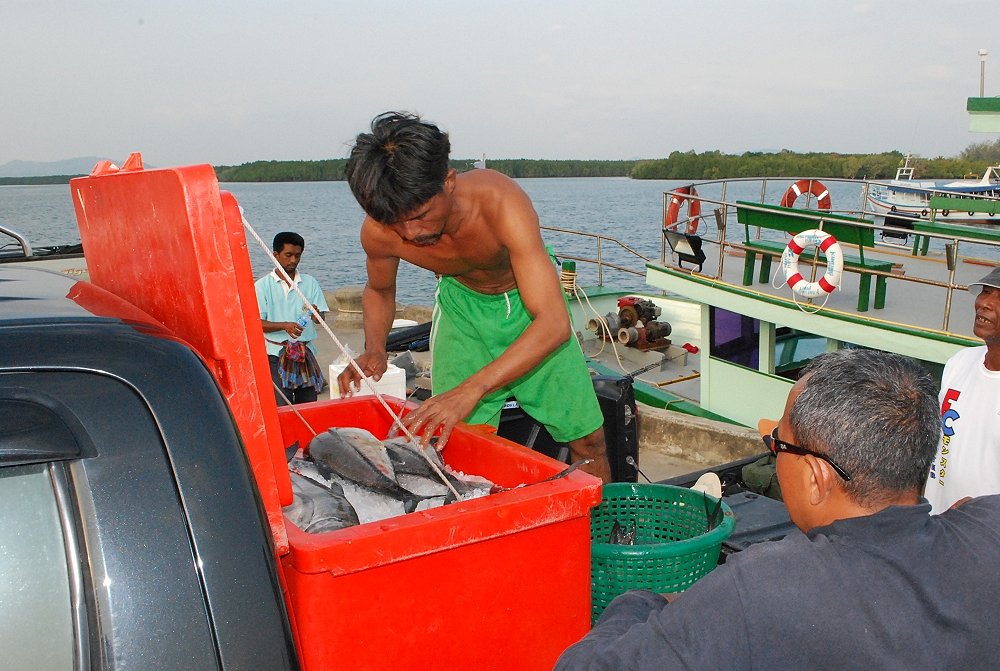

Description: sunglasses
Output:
[763,427,852,482]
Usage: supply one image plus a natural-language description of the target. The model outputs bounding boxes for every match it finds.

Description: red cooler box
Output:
[277,397,603,671]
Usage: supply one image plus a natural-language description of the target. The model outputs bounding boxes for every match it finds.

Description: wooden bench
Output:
[736,201,894,312]
[910,196,1000,256]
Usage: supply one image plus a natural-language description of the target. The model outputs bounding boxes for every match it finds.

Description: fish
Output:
[609,519,637,545]
[283,471,360,534]
[308,427,433,513]
[383,437,488,501]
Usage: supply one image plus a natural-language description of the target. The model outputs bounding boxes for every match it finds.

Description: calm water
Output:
[0,177,873,305]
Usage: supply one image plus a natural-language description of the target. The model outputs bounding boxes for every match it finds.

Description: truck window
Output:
[0,463,74,669]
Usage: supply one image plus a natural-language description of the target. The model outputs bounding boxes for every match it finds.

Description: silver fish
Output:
[308,427,432,513]
[283,471,360,534]
[383,438,484,501]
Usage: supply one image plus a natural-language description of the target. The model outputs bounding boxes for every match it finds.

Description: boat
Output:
[546,172,1000,432]
[865,155,1000,224]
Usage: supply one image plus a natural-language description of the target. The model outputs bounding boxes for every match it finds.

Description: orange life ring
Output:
[780,179,832,210]
[664,186,702,235]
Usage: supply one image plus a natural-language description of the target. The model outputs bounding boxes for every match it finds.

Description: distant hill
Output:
[0,156,109,178]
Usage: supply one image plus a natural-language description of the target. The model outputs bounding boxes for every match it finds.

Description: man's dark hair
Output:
[790,349,941,506]
[272,231,305,252]
[345,111,451,224]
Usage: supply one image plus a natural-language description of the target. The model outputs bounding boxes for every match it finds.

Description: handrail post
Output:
[716,207,727,279]
[942,240,959,331]
[661,191,669,265]
[596,236,603,286]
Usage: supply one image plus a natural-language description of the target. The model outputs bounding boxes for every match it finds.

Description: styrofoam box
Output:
[329,362,407,400]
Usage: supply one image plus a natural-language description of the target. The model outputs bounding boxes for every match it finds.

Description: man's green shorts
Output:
[430,276,603,443]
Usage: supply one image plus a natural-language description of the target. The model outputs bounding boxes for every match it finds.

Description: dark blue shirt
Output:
[556,496,1000,670]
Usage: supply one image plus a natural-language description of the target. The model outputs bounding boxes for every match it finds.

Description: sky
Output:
[2,0,999,168]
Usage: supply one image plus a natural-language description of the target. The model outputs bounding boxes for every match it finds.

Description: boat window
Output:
[709,307,759,369]
[774,327,827,380]
[841,343,945,381]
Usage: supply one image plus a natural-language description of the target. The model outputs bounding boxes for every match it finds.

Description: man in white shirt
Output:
[925,265,1000,512]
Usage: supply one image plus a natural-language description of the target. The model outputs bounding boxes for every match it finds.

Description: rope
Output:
[273,385,320,437]
[561,268,638,380]
[241,209,460,500]
[559,266,577,294]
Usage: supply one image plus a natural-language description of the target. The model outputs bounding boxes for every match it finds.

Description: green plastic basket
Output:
[590,483,735,621]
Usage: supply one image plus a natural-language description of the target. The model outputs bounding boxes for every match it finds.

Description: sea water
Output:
[0,178,681,305]
[4,177,991,306]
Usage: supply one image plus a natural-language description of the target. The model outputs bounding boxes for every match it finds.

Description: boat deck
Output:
[693,233,985,340]
[557,193,999,420]
[656,178,1000,347]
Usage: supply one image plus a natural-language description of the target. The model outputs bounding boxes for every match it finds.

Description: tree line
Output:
[629,143,1000,181]
[182,140,1000,182]
[4,139,998,184]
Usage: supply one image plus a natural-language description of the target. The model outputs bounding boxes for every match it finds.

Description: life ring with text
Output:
[780,179,832,210]
[664,186,702,235]
[781,229,844,299]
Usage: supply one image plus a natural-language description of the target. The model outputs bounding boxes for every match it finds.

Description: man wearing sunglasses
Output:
[557,349,1000,670]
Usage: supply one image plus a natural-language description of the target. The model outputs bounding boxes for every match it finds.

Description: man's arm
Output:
[556,578,751,670]
[336,224,400,396]
[256,279,301,338]
[261,319,303,338]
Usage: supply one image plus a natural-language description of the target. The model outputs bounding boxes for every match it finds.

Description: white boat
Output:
[866,155,1000,224]
[547,173,1000,429]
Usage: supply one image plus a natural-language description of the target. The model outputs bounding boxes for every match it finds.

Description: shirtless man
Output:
[338,111,611,482]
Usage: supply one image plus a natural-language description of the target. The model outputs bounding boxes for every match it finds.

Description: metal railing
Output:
[0,224,33,257]
[541,225,650,286]
[660,181,1000,333]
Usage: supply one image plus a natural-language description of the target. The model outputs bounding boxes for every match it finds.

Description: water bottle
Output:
[292,308,310,341]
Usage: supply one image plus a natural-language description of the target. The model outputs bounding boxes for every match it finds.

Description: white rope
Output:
[241,209,460,499]
[562,269,636,379]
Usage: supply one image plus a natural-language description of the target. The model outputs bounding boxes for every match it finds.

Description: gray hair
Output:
[790,349,940,505]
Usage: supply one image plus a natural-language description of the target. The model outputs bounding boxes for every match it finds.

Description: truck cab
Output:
[0,266,297,669]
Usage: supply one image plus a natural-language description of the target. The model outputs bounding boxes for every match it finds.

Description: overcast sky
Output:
[2,1,998,167]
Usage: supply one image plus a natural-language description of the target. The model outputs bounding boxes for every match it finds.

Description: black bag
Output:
[497,375,639,482]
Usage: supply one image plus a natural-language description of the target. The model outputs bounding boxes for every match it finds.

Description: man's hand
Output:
[336,351,388,397]
[401,384,483,450]
[285,321,303,338]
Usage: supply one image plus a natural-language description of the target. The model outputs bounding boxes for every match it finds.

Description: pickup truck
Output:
[0,266,297,669]
[0,157,600,671]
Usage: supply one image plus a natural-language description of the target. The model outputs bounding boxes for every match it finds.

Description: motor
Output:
[586,312,620,339]
[617,296,661,328]
[617,320,672,347]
